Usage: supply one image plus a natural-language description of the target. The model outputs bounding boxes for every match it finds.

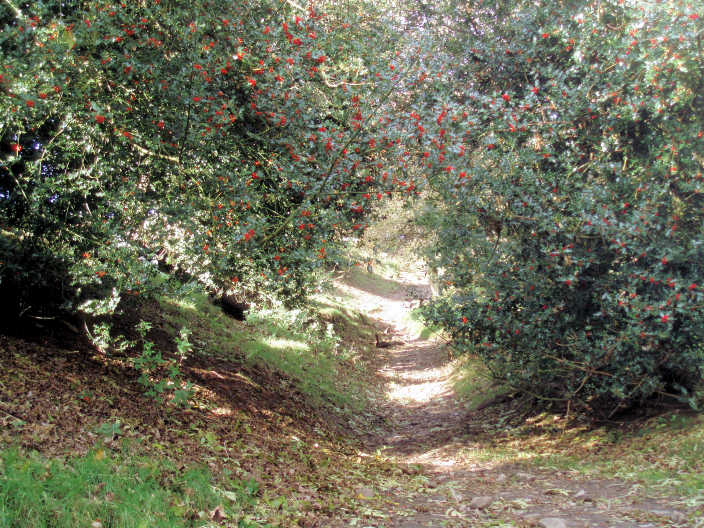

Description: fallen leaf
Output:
[210,504,227,522]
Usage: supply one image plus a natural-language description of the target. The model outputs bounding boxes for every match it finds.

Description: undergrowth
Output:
[160,289,371,413]
[529,412,704,504]
[451,356,509,410]
[403,307,443,341]
[0,275,396,527]
[453,357,704,503]
[243,302,367,412]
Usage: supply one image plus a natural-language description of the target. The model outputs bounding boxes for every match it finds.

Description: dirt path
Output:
[338,268,694,528]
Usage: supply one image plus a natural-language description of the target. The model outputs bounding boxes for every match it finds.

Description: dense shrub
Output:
[416,0,704,414]
[2,0,702,416]
[0,0,414,317]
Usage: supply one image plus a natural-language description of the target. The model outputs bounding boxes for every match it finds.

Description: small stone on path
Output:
[573,489,594,502]
[469,495,493,509]
[539,518,567,528]
[356,486,375,499]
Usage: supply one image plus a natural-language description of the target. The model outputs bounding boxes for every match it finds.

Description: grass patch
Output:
[160,291,372,413]
[312,301,375,344]
[453,357,704,502]
[526,412,704,503]
[244,304,366,411]
[0,446,262,528]
[402,307,443,341]
[340,266,400,298]
[451,356,509,410]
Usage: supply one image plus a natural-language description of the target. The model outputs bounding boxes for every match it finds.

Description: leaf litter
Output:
[0,271,701,527]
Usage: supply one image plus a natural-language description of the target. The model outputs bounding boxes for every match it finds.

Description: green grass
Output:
[244,304,367,411]
[341,266,400,298]
[451,356,508,410]
[160,291,371,413]
[0,447,262,528]
[402,307,443,340]
[527,412,704,503]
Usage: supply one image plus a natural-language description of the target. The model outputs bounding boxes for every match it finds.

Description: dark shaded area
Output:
[213,294,249,321]
[0,238,72,327]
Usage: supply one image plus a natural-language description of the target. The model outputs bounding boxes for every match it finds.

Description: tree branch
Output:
[258,56,419,246]
[2,0,22,19]
[132,142,179,163]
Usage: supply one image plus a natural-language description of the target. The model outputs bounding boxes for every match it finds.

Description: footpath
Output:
[337,268,693,528]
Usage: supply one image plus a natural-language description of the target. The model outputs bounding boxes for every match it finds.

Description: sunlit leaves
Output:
[0,0,418,313]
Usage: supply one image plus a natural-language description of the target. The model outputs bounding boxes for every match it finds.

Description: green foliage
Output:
[243,301,366,410]
[90,319,193,405]
[354,192,430,273]
[94,419,123,441]
[2,0,702,417]
[0,447,262,527]
[0,0,418,318]
[451,356,508,411]
[131,321,193,405]
[416,0,704,414]
[161,291,370,412]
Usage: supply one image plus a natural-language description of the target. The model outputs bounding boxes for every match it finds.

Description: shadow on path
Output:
[342,267,695,528]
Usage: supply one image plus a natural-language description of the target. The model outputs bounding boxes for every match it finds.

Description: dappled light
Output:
[333,264,700,525]
[381,342,454,406]
[259,337,310,355]
[1,0,702,525]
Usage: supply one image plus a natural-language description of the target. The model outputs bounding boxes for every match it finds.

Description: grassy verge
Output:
[0,282,393,527]
[160,290,372,413]
[334,265,401,298]
[527,412,704,503]
[402,307,443,341]
[0,447,262,528]
[451,355,509,410]
[452,356,704,504]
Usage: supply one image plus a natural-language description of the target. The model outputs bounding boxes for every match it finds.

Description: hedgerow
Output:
[0,0,416,317]
[417,0,704,414]
[2,0,702,416]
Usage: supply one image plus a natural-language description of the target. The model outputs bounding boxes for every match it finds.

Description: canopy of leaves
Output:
[0,0,418,316]
[1,0,702,416]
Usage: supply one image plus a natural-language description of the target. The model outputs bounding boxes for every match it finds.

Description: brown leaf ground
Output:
[0,295,389,526]
[1,270,702,527]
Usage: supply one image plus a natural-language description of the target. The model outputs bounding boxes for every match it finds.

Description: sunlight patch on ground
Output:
[385,379,450,404]
[382,362,452,383]
[380,342,454,405]
[264,337,309,353]
[457,446,538,466]
[332,277,413,334]
[211,406,234,416]
[407,444,538,472]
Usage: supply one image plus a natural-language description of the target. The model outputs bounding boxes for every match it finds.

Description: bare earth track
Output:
[339,268,696,528]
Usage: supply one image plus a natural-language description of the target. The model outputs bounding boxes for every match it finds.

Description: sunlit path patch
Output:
[336,263,698,527]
